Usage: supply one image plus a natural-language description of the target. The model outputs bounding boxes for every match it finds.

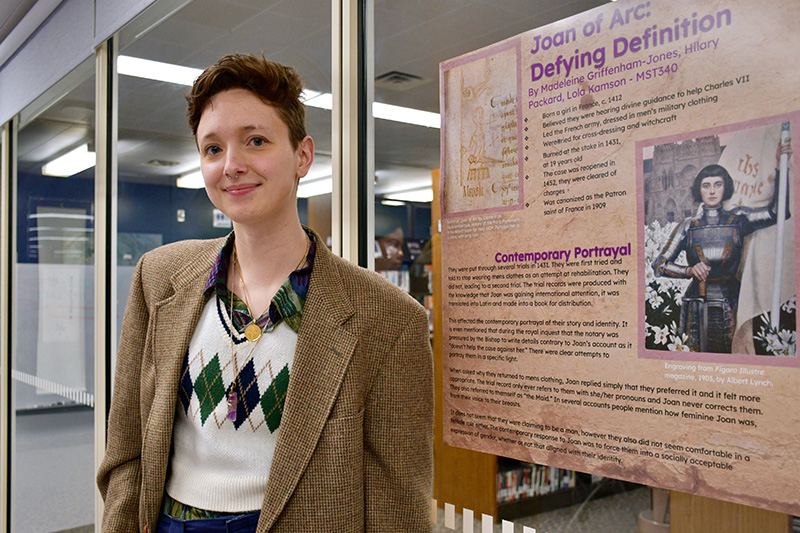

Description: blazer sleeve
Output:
[364,305,433,532]
[97,257,149,532]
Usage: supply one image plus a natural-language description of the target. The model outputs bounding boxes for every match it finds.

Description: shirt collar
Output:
[205,229,316,334]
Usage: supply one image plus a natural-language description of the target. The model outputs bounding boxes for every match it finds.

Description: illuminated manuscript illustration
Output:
[442,44,521,216]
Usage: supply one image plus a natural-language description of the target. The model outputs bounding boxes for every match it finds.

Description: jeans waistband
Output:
[156,511,260,533]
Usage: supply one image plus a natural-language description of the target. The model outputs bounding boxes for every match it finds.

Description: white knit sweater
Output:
[165,295,296,512]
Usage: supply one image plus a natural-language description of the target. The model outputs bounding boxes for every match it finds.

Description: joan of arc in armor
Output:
[652,164,786,353]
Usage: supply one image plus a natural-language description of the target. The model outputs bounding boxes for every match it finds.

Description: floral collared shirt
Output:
[205,229,316,334]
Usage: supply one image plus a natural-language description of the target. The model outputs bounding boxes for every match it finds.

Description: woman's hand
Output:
[687,262,710,281]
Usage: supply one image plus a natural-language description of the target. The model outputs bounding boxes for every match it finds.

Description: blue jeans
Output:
[156,511,260,533]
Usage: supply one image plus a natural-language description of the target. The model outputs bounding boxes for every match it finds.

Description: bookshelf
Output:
[496,459,637,521]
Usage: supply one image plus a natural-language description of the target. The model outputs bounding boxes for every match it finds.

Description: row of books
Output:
[496,464,577,503]
[376,269,410,292]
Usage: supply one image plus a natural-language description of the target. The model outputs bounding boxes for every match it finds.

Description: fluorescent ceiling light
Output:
[32,226,93,233]
[383,187,433,203]
[118,56,440,128]
[177,170,205,189]
[29,213,94,220]
[30,236,90,243]
[304,159,332,181]
[297,158,333,198]
[301,89,322,101]
[297,177,332,198]
[373,102,440,128]
[301,90,334,110]
[118,55,202,86]
[42,144,96,177]
[381,200,406,206]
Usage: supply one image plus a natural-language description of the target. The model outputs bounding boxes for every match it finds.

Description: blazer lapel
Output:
[259,241,358,529]
[140,243,219,526]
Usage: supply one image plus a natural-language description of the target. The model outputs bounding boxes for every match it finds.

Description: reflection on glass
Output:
[373,0,643,528]
[375,202,433,330]
[12,61,96,532]
[115,1,332,347]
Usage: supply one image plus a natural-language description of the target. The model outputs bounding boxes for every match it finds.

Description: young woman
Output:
[98,54,433,532]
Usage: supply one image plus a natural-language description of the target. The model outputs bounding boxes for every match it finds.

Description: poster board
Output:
[439,0,799,514]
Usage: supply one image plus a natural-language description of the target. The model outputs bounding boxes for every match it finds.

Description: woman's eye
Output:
[251,137,267,147]
[205,145,221,156]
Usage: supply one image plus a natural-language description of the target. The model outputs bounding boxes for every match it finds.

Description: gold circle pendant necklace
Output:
[233,236,310,342]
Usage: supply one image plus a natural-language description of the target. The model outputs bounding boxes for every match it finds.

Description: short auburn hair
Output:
[186,53,307,149]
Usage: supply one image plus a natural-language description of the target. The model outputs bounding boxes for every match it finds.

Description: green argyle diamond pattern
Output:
[262,365,290,432]
[194,354,226,424]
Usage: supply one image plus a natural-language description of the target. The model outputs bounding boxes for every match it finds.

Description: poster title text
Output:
[529,5,732,81]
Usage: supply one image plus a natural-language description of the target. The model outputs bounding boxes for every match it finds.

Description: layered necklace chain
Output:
[231,236,310,342]
[225,235,310,421]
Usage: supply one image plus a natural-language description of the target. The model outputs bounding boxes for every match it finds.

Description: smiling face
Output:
[196,88,313,231]
[699,176,725,208]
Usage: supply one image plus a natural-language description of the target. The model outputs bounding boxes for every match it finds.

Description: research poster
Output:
[439,0,800,514]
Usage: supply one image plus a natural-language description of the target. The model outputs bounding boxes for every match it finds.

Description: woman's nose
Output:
[223,149,247,179]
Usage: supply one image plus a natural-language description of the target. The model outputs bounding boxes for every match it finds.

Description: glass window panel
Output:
[115,0,332,357]
[12,58,96,532]
[372,0,646,528]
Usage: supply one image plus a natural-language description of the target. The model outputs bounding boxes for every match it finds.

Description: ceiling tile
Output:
[165,0,262,33]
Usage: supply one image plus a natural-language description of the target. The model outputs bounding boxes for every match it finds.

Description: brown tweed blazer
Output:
[97,231,433,532]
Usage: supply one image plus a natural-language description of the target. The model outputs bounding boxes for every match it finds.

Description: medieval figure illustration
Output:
[461,72,492,187]
[652,138,791,353]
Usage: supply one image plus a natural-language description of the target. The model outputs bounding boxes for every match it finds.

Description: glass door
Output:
[114,0,334,352]
[370,0,646,529]
[11,58,96,532]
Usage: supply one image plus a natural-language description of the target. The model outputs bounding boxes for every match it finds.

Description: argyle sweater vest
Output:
[165,295,296,512]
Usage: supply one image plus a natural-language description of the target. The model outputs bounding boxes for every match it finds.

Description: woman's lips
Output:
[225,183,259,196]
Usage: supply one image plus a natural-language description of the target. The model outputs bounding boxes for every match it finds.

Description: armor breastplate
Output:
[685,222,741,283]
[651,203,780,353]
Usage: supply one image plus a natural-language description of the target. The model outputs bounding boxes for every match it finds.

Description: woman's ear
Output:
[295,136,315,179]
